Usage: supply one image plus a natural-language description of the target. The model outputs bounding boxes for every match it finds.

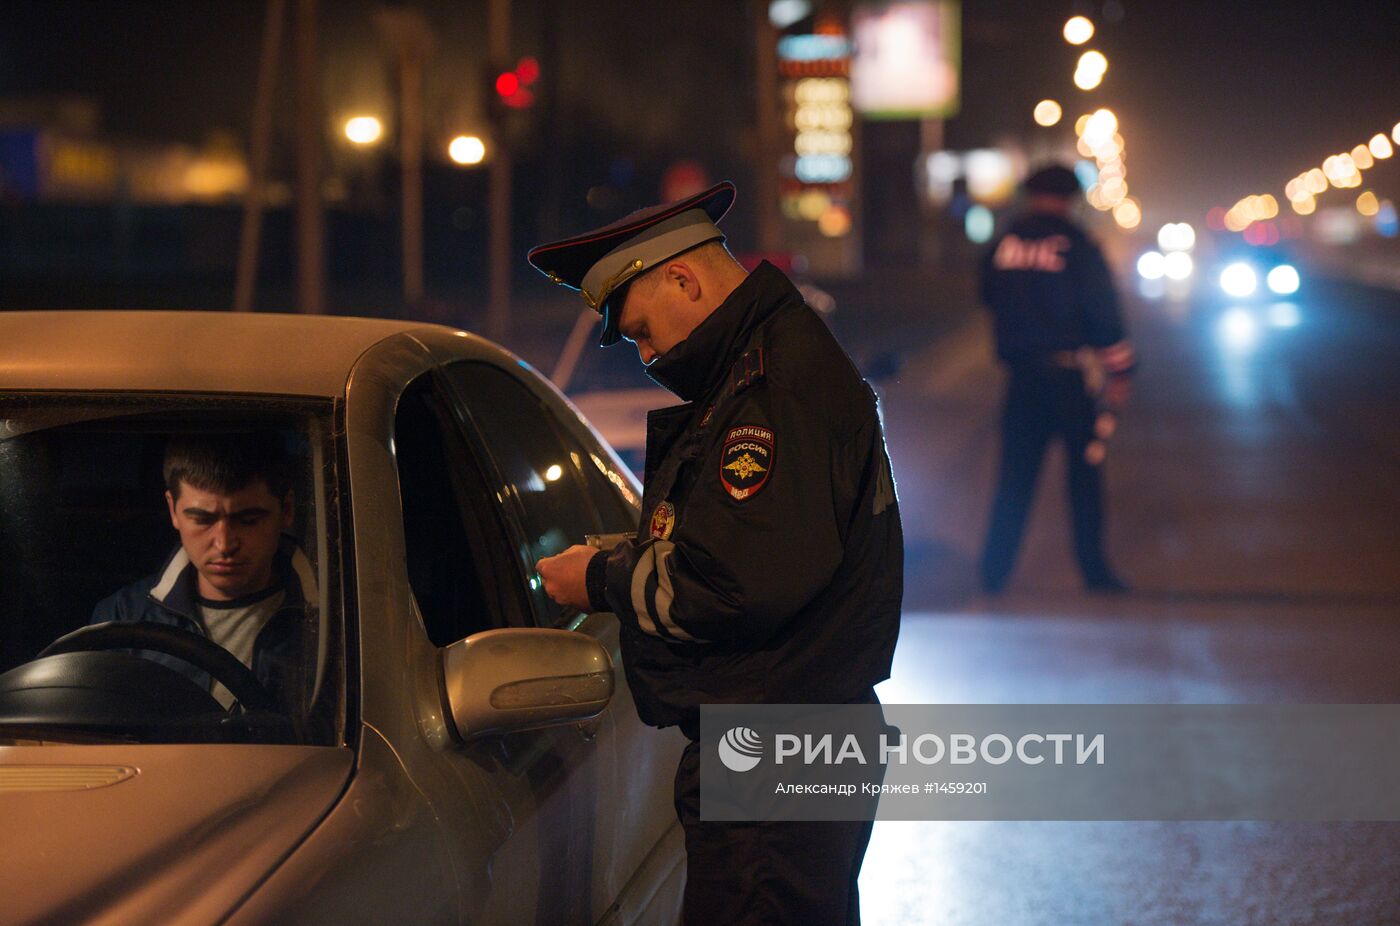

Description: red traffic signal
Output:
[494,57,538,109]
[495,72,521,98]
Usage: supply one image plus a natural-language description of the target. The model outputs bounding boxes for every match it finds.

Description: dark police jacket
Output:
[90,537,317,714]
[585,262,903,737]
[980,212,1129,364]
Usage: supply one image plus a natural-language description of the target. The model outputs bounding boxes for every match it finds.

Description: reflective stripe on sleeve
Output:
[628,541,696,642]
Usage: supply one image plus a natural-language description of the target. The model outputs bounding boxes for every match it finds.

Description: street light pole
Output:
[234,0,285,312]
[294,0,325,314]
[487,0,512,342]
[374,8,432,311]
[753,3,783,255]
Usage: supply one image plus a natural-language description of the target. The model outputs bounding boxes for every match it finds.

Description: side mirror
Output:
[441,627,614,742]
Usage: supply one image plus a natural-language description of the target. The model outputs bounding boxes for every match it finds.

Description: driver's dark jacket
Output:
[90,537,315,713]
[585,262,904,738]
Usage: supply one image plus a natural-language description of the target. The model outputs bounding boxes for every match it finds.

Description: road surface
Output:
[861,273,1400,925]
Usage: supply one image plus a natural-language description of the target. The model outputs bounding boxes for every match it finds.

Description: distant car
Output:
[569,386,671,475]
[1211,247,1302,300]
[0,311,684,925]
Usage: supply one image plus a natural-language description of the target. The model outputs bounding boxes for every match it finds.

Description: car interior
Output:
[0,397,336,745]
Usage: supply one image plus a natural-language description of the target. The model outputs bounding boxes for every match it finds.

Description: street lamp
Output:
[448,135,487,166]
[344,115,384,146]
[1063,16,1095,45]
[1033,99,1063,126]
[1074,50,1107,90]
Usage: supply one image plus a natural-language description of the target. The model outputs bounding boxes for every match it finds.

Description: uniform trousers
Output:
[673,737,875,925]
[980,361,1114,588]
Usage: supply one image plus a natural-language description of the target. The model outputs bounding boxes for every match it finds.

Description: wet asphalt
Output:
[862,272,1400,925]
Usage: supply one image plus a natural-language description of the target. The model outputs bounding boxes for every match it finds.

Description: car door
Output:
[439,361,684,919]
[392,362,682,923]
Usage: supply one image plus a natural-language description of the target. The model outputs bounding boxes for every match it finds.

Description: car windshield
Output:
[0,393,344,747]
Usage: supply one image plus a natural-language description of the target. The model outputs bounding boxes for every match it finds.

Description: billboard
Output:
[850,1,961,120]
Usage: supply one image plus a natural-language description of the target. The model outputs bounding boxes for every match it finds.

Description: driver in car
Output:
[90,432,318,713]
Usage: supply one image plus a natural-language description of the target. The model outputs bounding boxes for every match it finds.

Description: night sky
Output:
[3,0,1398,225]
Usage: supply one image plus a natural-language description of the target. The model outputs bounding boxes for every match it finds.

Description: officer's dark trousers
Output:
[673,741,875,925]
[980,361,1113,588]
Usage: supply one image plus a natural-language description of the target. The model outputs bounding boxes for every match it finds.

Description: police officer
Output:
[530,182,903,925]
[979,164,1135,593]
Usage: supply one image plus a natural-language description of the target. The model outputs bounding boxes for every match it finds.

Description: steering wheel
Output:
[40,622,281,714]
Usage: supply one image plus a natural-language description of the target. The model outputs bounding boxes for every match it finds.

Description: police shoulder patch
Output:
[720,425,774,501]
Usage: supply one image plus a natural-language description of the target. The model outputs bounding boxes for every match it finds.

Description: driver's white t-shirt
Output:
[198,587,285,708]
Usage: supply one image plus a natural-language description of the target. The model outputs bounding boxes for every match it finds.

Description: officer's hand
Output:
[1104,375,1132,410]
[536,545,597,611]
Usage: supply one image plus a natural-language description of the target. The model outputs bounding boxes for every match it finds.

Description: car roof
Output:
[0,311,466,397]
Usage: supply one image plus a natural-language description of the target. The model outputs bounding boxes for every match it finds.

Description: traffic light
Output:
[494,56,539,110]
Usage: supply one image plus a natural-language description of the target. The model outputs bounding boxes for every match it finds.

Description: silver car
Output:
[0,311,685,925]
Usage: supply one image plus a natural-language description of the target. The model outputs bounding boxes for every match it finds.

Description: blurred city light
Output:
[1157,222,1196,251]
[1220,262,1258,297]
[1074,160,1099,189]
[768,0,812,28]
[818,205,853,237]
[1305,168,1328,193]
[344,116,384,146]
[1356,191,1380,216]
[1163,251,1193,281]
[1266,265,1300,295]
[964,149,1016,204]
[495,71,521,97]
[1063,16,1095,45]
[965,204,995,243]
[1292,195,1317,215]
[1392,122,1400,144]
[1100,176,1127,205]
[793,77,854,183]
[797,189,831,220]
[1078,50,1108,75]
[1370,134,1394,159]
[1113,198,1142,229]
[1082,108,1117,147]
[1268,302,1301,328]
[1243,221,1281,246]
[1350,144,1375,170]
[1074,114,1090,135]
[448,135,486,165]
[1137,250,1166,280]
[1376,200,1398,238]
[1219,307,1260,353]
[1033,99,1063,126]
[1073,68,1104,91]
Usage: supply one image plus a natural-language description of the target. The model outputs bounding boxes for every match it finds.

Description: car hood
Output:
[0,743,353,925]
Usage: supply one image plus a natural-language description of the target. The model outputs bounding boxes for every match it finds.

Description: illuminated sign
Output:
[850,1,960,120]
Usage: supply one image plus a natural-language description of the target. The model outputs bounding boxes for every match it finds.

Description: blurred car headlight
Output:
[1163,251,1193,281]
[1137,250,1166,280]
[1220,262,1258,298]
[1266,264,1300,295]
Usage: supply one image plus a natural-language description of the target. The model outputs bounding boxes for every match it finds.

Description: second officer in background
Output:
[978,163,1135,593]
